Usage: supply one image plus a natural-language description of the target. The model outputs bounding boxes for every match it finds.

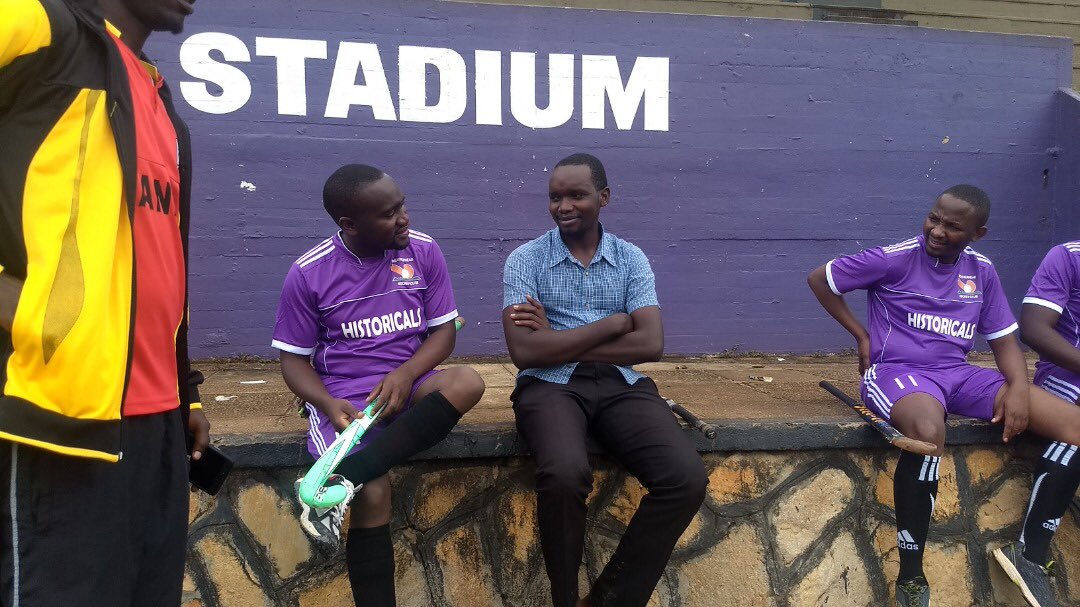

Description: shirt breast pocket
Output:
[594,272,625,314]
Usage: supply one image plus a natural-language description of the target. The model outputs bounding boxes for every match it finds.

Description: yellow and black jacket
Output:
[0,0,200,461]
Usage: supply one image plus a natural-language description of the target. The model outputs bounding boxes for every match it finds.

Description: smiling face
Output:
[548,164,609,239]
[338,175,410,252]
[922,193,987,262]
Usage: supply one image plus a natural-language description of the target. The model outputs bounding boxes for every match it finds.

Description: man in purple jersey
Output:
[1002,241,1080,604]
[808,185,1080,607]
[272,164,485,607]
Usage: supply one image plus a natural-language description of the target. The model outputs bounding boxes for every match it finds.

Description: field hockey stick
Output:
[298,317,465,508]
[666,398,718,439]
[819,381,937,455]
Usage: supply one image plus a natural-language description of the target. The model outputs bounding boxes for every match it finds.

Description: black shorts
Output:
[0,409,189,607]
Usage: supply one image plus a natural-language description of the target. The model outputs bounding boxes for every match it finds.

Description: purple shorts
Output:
[303,368,442,459]
[860,362,1006,421]
[1034,362,1080,405]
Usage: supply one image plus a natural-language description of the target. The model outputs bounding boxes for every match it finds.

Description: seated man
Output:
[272,164,484,607]
[807,184,1080,607]
[1007,242,1080,598]
[502,153,707,607]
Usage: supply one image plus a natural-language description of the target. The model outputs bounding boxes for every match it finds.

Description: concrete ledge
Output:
[201,356,1014,468]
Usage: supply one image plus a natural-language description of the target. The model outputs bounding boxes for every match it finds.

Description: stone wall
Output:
[183,445,1080,606]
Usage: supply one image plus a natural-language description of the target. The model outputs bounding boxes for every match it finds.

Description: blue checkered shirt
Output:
[502,226,660,385]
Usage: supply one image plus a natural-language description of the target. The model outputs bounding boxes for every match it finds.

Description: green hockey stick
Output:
[298,317,465,508]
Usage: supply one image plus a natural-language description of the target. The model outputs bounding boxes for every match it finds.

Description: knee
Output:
[445,367,485,412]
[536,457,592,498]
[906,418,945,449]
[657,456,708,509]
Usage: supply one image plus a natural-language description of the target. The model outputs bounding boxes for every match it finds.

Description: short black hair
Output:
[940,184,991,226]
[555,153,608,191]
[323,164,385,221]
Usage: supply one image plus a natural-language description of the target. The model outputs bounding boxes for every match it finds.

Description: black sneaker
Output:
[992,542,1058,607]
[295,474,357,548]
[895,576,930,607]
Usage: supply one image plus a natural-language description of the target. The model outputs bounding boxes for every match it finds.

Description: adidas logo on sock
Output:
[1043,518,1062,532]
[897,530,920,551]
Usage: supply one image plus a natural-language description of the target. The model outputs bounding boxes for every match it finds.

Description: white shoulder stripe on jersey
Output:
[883,243,920,254]
[429,309,459,327]
[825,260,842,296]
[299,247,335,268]
[964,247,993,265]
[271,339,315,356]
[982,322,1018,341]
[408,229,433,243]
[1023,297,1064,314]
[296,239,333,265]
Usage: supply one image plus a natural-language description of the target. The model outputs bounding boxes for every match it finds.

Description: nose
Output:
[930,225,946,240]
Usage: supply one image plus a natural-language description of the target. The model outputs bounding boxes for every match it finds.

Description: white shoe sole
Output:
[992,547,1043,607]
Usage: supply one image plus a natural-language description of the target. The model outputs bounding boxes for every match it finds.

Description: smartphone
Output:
[189,444,234,496]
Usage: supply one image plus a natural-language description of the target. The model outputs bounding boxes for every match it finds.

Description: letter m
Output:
[581,56,668,131]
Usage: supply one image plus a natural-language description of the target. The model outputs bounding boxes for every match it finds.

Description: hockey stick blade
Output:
[819,381,937,455]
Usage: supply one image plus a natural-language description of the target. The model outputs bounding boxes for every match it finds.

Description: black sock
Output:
[894,452,939,583]
[346,524,396,607]
[1021,441,1080,565]
[336,391,461,486]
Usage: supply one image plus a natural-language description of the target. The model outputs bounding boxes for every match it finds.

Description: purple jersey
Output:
[826,235,1018,366]
[271,230,458,404]
[1024,242,1080,377]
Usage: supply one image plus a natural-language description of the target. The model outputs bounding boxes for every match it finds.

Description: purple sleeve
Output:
[271,265,320,355]
[824,247,890,295]
[1023,246,1073,315]
[422,240,459,328]
[979,266,1019,340]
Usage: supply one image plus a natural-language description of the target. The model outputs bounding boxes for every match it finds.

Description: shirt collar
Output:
[548,224,617,268]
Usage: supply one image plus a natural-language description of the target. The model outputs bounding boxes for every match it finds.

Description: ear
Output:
[339,216,359,235]
[598,187,611,208]
[971,225,988,242]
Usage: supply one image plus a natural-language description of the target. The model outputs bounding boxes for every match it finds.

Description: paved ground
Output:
[198,354,1010,437]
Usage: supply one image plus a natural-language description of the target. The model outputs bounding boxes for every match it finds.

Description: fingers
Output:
[366,381,384,405]
[525,294,545,311]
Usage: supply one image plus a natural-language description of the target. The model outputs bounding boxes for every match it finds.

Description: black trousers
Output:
[512,364,707,607]
[0,409,189,607]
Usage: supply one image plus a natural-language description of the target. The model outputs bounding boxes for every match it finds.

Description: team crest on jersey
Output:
[390,258,420,285]
[957,276,981,300]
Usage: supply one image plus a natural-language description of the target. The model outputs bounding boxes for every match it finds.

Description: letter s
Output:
[180,32,252,114]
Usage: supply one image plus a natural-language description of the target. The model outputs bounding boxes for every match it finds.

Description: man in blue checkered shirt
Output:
[502,153,707,607]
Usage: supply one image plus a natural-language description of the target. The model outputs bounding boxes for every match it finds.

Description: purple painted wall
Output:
[147,0,1074,357]
[1054,89,1080,245]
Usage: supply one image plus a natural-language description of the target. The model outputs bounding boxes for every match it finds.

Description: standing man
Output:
[807,185,1080,607]
[0,0,210,604]
[501,153,707,607]
[273,164,484,606]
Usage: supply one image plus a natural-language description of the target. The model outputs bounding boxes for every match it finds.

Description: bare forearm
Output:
[1020,308,1080,375]
[0,273,22,333]
[506,315,629,369]
[989,335,1029,386]
[280,353,337,409]
[578,313,663,366]
[808,268,869,343]
[396,322,456,380]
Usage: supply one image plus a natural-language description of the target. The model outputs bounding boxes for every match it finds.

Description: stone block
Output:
[679,523,776,607]
[297,572,353,607]
[1052,512,1080,605]
[395,530,434,607]
[607,476,648,527]
[489,486,546,605]
[195,531,272,607]
[411,467,496,530]
[434,524,500,607]
[789,532,873,607]
[586,468,611,507]
[977,476,1030,532]
[182,567,201,606]
[235,482,312,580]
[706,452,801,508]
[771,467,853,564]
[675,509,706,550]
[190,490,215,526]
[965,447,1008,486]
